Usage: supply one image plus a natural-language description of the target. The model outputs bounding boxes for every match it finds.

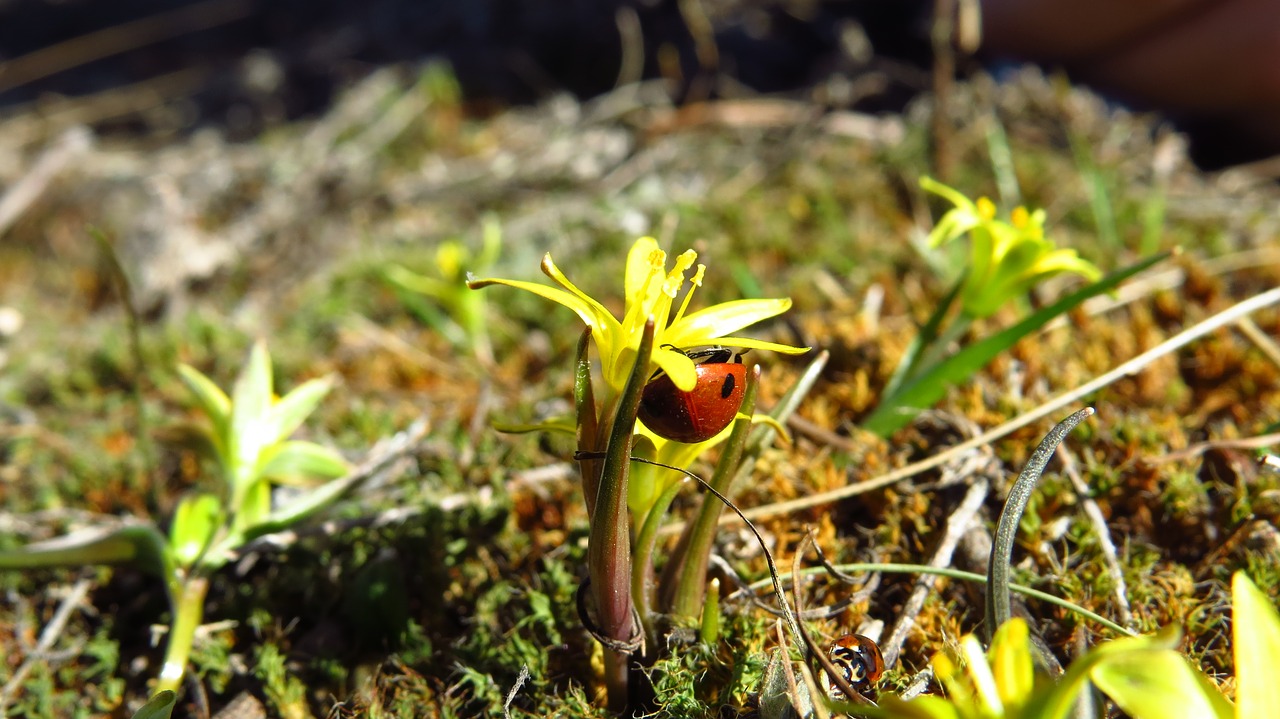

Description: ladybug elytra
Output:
[827,633,884,697]
[636,347,746,443]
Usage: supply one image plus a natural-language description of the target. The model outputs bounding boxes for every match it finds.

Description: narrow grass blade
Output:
[863,251,1170,436]
[881,274,965,400]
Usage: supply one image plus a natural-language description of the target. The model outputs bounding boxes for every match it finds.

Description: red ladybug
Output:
[827,633,884,697]
[637,347,746,443]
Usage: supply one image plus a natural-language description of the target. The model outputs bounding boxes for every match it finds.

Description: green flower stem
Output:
[574,328,601,521]
[588,319,654,710]
[665,366,759,618]
[156,573,210,694]
[632,475,690,654]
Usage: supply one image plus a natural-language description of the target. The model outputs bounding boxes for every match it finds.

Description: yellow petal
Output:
[710,337,810,355]
[651,347,697,391]
[665,298,793,345]
[468,275,617,333]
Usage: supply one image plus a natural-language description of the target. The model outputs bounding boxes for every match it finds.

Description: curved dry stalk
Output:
[668,285,1280,528]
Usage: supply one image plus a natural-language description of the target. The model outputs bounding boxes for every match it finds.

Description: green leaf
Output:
[1235,571,1280,718]
[863,250,1171,436]
[237,479,272,532]
[168,493,222,569]
[1039,625,1183,719]
[130,690,177,719]
[241,466,361,541]
[0,523,173,580]
[1090,649,1230,719]
[269,375,334,445]
[257,441,349,484]
[229,341,274,482]
[175,363,231,457]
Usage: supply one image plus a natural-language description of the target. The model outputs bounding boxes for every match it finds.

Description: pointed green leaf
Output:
[1234,571,1280,719]
[168,493,223,569]
[1039,625,1183,719]
[176,363,231,455]
[242,466,360,540]
[0,523,173,580]
[269,375,334,444]
[236,479,272,532]
[384,263,452,299]
[257,441,349,484]
[1090,649,1229,719]
[229,341,274,479]
[130,690,176,719]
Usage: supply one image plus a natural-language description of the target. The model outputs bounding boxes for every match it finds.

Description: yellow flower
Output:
[468,237,806,398]
[921,177,1102,319]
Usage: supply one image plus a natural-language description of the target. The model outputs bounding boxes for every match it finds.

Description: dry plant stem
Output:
[0,126,92,237]
[0,0,253,94]
[1058,447,1133,628]
[1041,246,1280,333]
[0,578,92,711]
[774,620,811,719]
[930,0,958,180]
[881,476,989,670]
[753,563,1133,637]
[696,286,1280,527]
[793,531,871,706]
[1151,431,1280,465]
[0,69,206,147]
[503,665,532,719]
[93,230,157,500]
[1235,316,1280,368]
[614,6,644,87]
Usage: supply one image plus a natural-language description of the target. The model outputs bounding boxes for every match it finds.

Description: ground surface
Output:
[1,8,1280,718]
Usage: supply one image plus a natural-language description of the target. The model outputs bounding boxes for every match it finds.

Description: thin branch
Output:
[880,476,989,669]
[0,579,93,710]
[669,286,1280,528]
[1058,447,1133,628]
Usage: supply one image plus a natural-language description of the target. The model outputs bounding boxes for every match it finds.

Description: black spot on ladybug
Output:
[720,373,735,399]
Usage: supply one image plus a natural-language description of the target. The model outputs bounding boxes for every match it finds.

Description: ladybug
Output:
[636,347,746,443]
[827,633,884,697]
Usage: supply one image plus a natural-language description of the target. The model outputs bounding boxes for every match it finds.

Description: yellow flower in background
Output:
[469,237,806,399]
[921,176,1102,319]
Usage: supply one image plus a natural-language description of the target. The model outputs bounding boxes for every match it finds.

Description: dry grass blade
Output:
[1059,446,1133,628]
[0,0,253,94]
[712,286,1280,526]
[0,578,93,711]
[880,476,989,669]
